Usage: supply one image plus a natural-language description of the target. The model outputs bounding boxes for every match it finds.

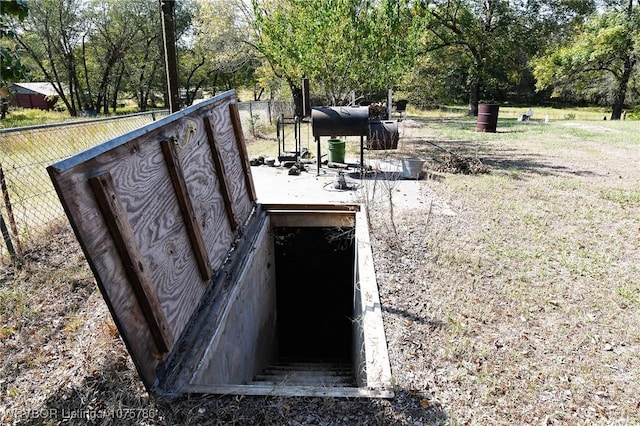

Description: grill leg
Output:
[360,136,364,172]
[316,136,321,175]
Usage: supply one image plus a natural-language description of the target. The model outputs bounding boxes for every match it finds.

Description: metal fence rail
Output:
[0,110,169,262]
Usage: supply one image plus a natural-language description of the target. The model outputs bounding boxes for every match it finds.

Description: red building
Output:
[9,82,60,110]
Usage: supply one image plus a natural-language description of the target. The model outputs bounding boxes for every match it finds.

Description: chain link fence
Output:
[0,100,293,263]
[236,100,294,136]
[0,110,169,262]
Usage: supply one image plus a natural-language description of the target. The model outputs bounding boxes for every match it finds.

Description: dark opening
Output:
[273,227,355,363]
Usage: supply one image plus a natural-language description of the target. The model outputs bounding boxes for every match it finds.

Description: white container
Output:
[401,157,425,179]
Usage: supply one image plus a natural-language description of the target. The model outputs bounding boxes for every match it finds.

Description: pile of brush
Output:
[434,153,489,175]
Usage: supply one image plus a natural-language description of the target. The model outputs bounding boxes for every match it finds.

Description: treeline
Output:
[10,0,257,116]
[5,0,640,119]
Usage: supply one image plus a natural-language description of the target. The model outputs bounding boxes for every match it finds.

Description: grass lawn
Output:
[1,106,639,425]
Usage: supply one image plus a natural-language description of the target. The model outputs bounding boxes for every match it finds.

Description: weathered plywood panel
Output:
[89,171,174,353]
[204,104,254,225]
[176,118,235,272]
[48,90,254,388]
[107,116,211,344]
[160,139,213,281]
[229,103,257,202]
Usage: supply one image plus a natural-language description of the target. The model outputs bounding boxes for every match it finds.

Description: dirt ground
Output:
[1,116,639,425]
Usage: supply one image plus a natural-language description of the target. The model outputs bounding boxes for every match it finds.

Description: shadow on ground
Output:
[407,138,602,179]
[382,305,447,331]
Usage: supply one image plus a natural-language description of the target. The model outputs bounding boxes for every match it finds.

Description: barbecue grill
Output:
[311,106,369,174]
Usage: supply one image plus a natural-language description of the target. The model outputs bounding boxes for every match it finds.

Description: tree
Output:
[122,0,164,111]
[415,1,508,115]
[16,0,90,115]
[412,0,597,115]
[1,0,29,83]
[181,0,258,106]
[416,1,531,115]
[250,0,416,114]
[84,0,145,114]
[1,0,29,119]
[15,0,186,115]
[533,0,640,119]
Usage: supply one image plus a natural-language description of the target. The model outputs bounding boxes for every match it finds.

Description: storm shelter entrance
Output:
[274,226,354,363]
[48,91,392,398]
[177,206,392,397]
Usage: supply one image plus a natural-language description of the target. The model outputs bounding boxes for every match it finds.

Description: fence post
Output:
[1,211,16,261]
[0,162,21,254]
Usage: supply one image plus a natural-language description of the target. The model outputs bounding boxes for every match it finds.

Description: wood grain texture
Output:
[47,91,251,389]
[177,114,235,272]
[160,138,213,281]
[89,172,174,353]
[106,118,209,342]
[203,115,238,231]
[206,105,254,226]
[229,103,257,202]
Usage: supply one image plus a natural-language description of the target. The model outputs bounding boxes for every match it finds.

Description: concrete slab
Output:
[251,162,456,216]
[251,165,358,204]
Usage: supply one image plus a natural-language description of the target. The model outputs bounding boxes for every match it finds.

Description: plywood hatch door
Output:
[47,91,256,388]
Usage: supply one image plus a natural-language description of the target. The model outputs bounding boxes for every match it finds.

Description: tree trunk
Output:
[81,36,93,111]
[610,55,634,120]
[111,63,125,112]
[70,71,80,116]
[468,77,480,116]
[254,87,264,101]
[611,3,636,120]
[467,47,486,116]
[611,57,634,120]
[184,57,206,107]
[160,0,180,113]
[287,77,303,118]
[17,36,76,115]
[136,38,154,111]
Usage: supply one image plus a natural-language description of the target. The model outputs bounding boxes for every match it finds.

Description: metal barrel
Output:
[367,120,399,150]
[476,104,499,132]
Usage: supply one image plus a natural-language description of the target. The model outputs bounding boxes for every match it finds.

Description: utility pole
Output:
[160,0,180,113]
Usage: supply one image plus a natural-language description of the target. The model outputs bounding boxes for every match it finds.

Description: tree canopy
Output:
[181,0,257,105]
[251,0,416,112]
[534,0,640,119]
[4,0,640,118]
[1,0,29,83]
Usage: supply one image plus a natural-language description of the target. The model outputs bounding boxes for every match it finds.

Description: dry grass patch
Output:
[366,117,640,424]
[1,115,639,425]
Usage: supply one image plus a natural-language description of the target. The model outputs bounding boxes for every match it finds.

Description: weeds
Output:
[600,188,640,205]
[2,109,640,424]
[359,158,402,248]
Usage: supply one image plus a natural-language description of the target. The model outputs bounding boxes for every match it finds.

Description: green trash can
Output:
[327,138,346,163]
